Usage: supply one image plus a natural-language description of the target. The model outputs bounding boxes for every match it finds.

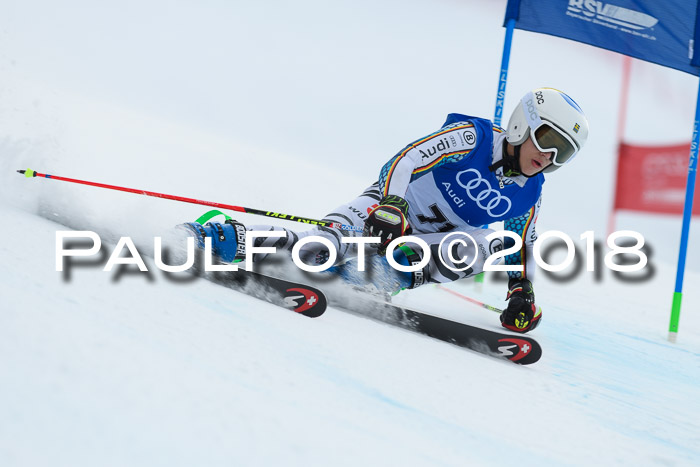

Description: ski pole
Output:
[16,168,364,232]
[435,284,503,313]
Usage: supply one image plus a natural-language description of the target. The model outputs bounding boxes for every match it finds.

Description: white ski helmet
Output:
[506,88,589,173]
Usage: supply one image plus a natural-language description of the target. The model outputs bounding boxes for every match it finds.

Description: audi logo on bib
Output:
[455,169,512,218]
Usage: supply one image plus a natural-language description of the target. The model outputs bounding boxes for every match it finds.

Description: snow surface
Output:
[1,1,700,465]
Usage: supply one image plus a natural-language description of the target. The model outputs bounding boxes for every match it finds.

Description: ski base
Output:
[335,294,541,364]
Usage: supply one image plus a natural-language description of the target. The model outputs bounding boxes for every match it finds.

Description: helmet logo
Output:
[525,98,538,122]
[573,123,580,133]
[521,92,544,137]
[535,90,544,104]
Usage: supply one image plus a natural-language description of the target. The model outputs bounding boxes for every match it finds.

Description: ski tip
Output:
[497,336,542,365]
[285,287,327,318]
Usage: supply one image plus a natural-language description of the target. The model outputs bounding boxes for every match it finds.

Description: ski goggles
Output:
[530,123,579,167]
[520,92,579,167]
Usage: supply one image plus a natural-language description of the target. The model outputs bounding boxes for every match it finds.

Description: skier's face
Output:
[519,136,554,176]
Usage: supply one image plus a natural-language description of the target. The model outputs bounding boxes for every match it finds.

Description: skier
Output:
[183,87,589,333]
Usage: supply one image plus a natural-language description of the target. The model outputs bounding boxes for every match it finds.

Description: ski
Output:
[206,268,327,318]
[335,295,541,364]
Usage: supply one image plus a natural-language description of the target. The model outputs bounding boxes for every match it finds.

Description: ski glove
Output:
[363,195,411,256]
[500,278,542,333]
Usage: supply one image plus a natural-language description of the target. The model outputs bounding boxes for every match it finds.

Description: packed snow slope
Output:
[1,1,700,466]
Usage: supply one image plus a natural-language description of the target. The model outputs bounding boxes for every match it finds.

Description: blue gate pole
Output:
[668,80,700,342]
[475,17,516,286]
[493,18,516,126]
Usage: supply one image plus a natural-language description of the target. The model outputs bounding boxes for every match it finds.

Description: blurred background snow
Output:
[1,1,699,465]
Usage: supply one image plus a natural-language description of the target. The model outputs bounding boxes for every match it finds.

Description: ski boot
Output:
[330,243,428,297]
[181,218,247,263]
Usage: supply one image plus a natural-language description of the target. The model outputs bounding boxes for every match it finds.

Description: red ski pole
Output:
[435,284,503,313]
[17,168,363,232]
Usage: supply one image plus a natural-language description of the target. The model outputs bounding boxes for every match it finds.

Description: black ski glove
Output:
[500,278,542,333]
[363,195,411,256]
